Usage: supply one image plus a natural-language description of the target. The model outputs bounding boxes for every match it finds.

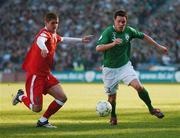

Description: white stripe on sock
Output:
[39,116,48,122]
[55,99,64,106]
[18,95,24,101]
[29,104,33,110]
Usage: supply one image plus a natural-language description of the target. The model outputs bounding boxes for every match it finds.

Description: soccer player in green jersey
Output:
[96,10,168,125]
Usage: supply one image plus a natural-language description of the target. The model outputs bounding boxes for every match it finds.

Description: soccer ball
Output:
[96,100,112,117]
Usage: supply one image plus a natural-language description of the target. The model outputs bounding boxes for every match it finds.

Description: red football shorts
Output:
[25,73,59,105]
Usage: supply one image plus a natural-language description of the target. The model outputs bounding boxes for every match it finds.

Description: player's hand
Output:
[82,35,93,43]
[113,38,122,46]
[41,49,48,58]
[159,45,168,54]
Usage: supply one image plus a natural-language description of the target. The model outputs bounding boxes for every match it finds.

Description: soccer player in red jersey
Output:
[12,12,92,128]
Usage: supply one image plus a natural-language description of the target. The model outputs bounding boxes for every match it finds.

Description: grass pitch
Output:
[0,83,180,138]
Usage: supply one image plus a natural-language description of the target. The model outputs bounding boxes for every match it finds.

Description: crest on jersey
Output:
[112,32,116,41]
[125,33,129,41]
[98,35,103,41]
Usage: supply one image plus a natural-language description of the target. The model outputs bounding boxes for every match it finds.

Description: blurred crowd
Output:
[0,0,179,73]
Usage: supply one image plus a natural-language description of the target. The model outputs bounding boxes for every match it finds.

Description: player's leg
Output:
[12,89,26,106]
[37,84,67,128]
[108,93,117,125]
[121,61,164,119]
[43,84,67,119]
[102,67,119,125]
[12,74,43,112]
[129,79,153,111]
[12,73,31,108]
[37,74,67,128]
[129,79,164,119]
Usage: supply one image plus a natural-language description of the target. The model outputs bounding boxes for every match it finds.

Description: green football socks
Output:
[111,102,116,117]
[138,88,154,111]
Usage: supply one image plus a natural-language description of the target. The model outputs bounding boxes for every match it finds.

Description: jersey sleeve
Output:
[36,36,49,52]
[39,31,50,39]
[96,28,111,45]
[56,34,62,43]
[129,27,144,39]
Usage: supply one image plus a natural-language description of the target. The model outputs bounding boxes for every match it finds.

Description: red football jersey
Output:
[22,28,62,76]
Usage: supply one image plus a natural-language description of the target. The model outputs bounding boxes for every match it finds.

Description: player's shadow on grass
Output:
[0,110,179,138]
[0,121,179,138]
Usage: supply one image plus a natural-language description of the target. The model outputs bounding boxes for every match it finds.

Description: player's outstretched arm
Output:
[143,34,168,54]
[82,35,94,43]
[62,35,93,44]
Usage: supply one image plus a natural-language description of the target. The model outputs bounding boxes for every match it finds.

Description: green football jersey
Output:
[97,25,144,68]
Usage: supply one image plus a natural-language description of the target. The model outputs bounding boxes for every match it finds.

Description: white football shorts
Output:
[102,61,139,95]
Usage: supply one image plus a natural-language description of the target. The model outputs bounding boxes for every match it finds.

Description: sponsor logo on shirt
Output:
[125,33,129,41]
[112,32,116,41]
[98,35,103,41]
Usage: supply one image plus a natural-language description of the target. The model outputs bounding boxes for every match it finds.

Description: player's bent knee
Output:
[33,107,42,113]
[60,95,67,103]
[63,96,67,102]
[108,94,116,103]
[136,85,144,92]
[32,105,42,113]
[55,98,66,106]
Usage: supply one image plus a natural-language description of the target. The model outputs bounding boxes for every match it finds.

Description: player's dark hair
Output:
[45,12,58,22]
[114,10,128,19]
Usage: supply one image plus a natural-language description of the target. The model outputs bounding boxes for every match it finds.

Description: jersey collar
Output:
[113,25,127,33]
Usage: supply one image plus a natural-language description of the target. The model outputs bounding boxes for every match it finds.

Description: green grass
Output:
[0,83,180,138]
